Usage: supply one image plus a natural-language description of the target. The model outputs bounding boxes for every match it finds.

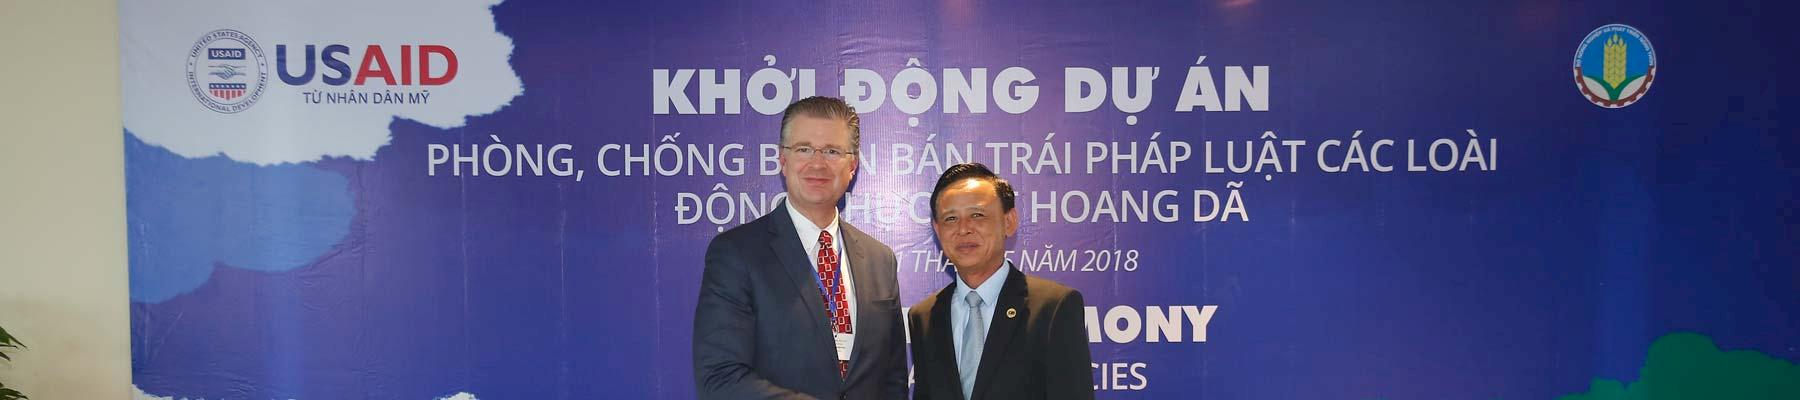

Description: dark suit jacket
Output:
[907,267,1094,400]
[694,201,908,400]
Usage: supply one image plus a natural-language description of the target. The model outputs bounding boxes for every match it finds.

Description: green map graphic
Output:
[1560,333,1800,400]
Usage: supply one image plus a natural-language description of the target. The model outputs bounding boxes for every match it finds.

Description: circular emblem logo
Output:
[1573,24,1656,108]
[187,29,269,114]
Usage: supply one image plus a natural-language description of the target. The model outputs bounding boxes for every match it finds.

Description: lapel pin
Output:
[1006,308,1017,319]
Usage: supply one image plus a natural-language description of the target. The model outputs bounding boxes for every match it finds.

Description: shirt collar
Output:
[953,260,1011,306]
[785,200,841,246]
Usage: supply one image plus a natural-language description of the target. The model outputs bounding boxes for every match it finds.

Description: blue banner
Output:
[124,0,1799,398]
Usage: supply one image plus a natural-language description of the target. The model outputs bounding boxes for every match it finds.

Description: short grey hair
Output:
[778,96,861,152]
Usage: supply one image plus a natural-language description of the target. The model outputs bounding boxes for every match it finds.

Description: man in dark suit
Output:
[908,163,1094,400]
[693,96,907,400]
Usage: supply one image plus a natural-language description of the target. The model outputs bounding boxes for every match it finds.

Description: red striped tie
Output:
[816,231,852,379]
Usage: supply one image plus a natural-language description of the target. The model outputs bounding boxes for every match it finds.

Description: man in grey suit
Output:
[694,96,907,400]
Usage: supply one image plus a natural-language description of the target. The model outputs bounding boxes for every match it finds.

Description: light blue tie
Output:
[959,291,986,400]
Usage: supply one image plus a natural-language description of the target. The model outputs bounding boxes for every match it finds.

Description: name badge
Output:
[833,332,853,361]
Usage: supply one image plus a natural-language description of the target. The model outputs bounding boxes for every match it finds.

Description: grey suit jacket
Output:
[694,201,907,400]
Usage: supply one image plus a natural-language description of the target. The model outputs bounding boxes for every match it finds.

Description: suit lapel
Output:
[931,282,961,398]
[841,222,879,381]
[765,202,832,353]
[972,267,1028,399]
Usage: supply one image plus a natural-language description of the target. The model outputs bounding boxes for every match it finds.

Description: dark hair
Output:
[929,163,1016,218]
[778,96,861,151]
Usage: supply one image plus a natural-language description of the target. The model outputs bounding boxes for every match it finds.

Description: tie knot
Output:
[818,230,833,247]
[964,291,984,308]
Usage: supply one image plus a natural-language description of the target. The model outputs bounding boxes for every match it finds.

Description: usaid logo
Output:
[185,29,462,112]
[275,44,459,86]
[186,29,269,113]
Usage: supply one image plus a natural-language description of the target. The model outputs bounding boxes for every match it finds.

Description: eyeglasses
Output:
[782,145,856,161]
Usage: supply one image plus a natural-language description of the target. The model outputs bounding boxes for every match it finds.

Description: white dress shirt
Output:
[786,203,857,354]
